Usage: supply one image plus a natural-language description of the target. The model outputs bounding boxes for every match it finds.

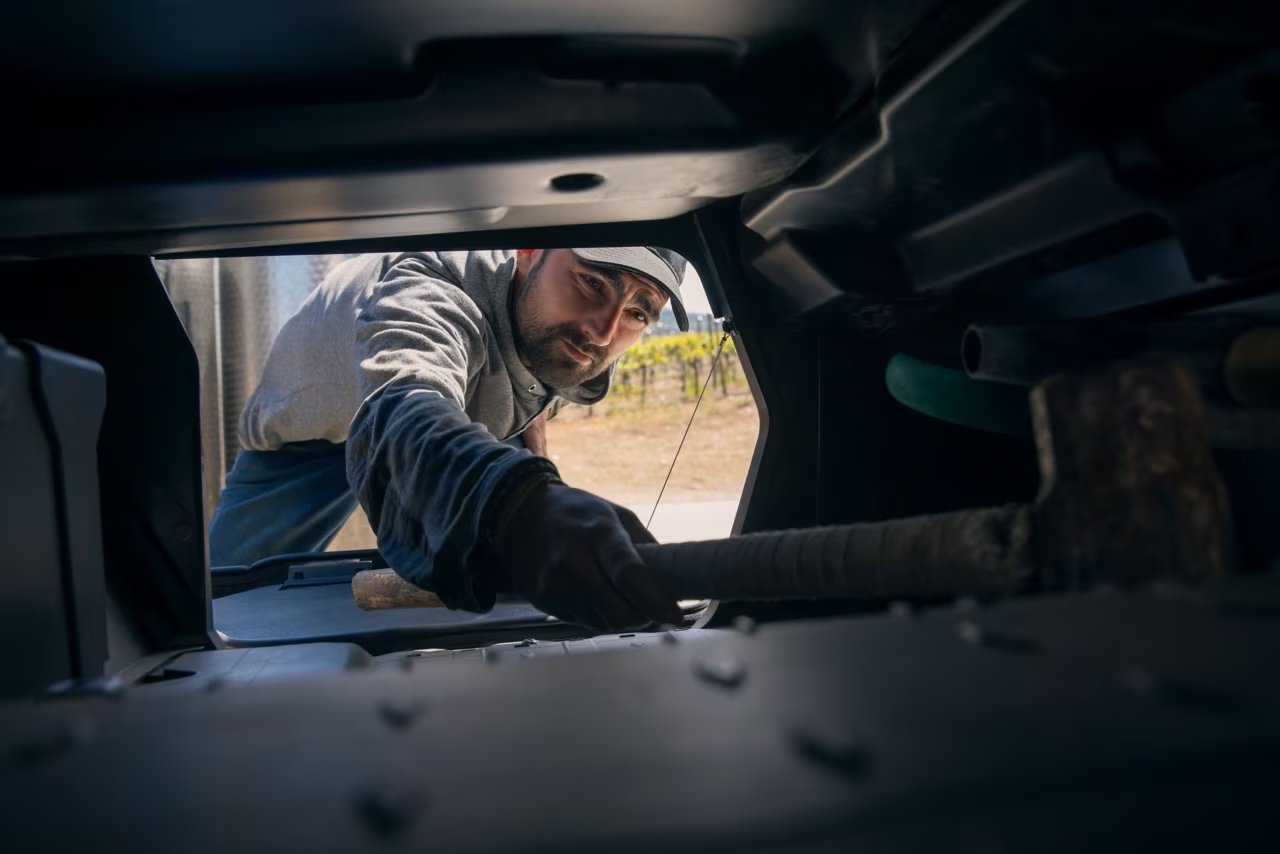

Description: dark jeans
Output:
[208,436,527,567]
[208,440,356,567]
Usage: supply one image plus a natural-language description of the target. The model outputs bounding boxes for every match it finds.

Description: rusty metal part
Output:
[354,360,1234,610]
[1029,360,1233,589]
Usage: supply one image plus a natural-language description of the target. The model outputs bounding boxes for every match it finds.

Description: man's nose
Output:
[582,302,624,347]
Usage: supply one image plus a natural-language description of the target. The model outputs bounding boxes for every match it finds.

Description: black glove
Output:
[490,481,682,631]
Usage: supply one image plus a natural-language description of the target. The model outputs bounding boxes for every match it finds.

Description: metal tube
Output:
[963,320,1280,407]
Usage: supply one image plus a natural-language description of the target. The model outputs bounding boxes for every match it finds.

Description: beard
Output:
[514,258,611,389]
[517,318,610,388]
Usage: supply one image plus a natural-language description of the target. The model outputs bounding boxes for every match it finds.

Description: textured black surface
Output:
[0,342,106,696]
[2,3,1279,849]
[0,0,924,258]
[5,578,1279,852]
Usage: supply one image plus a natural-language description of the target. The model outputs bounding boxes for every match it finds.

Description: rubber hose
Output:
[353,505,1034,609]
[633,504,1032,601]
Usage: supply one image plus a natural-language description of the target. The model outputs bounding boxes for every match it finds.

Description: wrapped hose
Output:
[353,504,1032,609]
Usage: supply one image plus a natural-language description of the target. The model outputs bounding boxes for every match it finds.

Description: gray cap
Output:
[571,247,690,331]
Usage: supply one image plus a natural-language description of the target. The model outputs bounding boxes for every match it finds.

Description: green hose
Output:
[885,353,1031,438]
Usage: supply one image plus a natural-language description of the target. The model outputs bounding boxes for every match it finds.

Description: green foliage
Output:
[611,331,745,409]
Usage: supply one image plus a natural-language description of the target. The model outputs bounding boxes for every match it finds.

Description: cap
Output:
[571,247,690,331]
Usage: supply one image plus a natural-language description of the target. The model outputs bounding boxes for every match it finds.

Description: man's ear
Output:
[514,249,544,279]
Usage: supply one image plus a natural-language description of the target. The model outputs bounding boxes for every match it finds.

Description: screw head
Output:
[10,717,96,768]
[377,699,426,730]
[957,619,984,645]
[789,725,872,779]
[694,656,746,690]
[353,783,427,839]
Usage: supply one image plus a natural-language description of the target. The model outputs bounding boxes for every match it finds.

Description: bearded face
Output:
[513,250,665,389]
[517,312,611,388]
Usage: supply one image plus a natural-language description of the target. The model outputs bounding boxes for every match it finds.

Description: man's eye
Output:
[631,310,650,325]
[582,275,604,292]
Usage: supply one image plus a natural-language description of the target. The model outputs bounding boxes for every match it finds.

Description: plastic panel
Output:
[0,340,107,697]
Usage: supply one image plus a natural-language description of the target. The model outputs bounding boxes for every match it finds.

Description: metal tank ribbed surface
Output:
[156,254,354,525]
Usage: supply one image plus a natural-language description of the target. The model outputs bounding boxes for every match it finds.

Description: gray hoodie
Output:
[239,251,610,609]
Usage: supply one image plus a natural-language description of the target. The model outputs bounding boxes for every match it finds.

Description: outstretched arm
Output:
[347,255,678,629]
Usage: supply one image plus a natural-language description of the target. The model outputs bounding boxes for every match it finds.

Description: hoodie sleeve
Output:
[345,254,559,611]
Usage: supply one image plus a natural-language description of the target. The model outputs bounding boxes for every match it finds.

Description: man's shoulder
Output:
[382,250,516,287]
[368,251,517,332]
[354,251,518,343]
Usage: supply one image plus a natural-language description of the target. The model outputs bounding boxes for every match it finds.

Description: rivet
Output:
[888,601,914,619]
[957,619,984,645]
[789,726,872,779]
[10,717,96,768]
[1117,667,1242,715]
[956,620,1040,654]
[694,656,746,690]
[1119,667,1158,698]
[353,784,427,839]
[377,699,426,730]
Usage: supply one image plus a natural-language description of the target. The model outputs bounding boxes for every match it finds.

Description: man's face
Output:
[514,249,668,389]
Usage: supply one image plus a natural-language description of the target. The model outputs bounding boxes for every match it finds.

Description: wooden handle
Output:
[353,569,446,610]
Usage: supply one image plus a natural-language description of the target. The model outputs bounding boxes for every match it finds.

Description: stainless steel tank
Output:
[157,254,354,526]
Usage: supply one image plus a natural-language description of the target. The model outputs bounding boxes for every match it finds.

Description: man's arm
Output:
[346,256,552,611]
[346,255,680,629]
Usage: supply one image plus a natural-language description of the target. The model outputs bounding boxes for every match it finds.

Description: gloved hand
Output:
[491,481,683,631]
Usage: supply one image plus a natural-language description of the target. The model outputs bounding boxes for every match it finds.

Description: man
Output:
[210,248,688,631]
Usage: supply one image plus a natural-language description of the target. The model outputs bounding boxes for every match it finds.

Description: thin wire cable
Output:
[646,328,732,530]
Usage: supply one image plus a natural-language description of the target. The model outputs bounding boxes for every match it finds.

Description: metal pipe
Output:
[962,320,1280,408]
[962,322,1126,386]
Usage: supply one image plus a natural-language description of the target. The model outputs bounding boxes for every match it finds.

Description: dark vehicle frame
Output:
[2,1,1279,851]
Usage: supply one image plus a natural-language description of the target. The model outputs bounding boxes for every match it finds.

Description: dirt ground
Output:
[328,391,760,550]
[547,391,759,507]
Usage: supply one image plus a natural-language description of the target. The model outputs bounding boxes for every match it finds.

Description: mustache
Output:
[557,332,605,362]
